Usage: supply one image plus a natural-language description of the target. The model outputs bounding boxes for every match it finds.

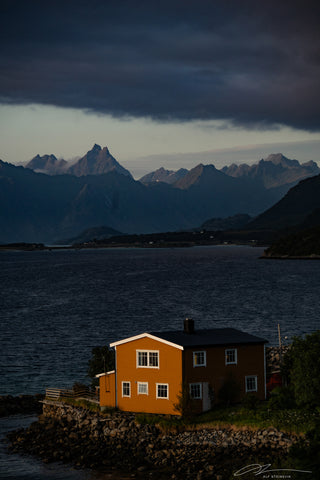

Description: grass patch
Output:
[194,403,320,434]
[59,397,101,413]
[134,404,319,435]
[135,413,187,433]
[51,397,319,435]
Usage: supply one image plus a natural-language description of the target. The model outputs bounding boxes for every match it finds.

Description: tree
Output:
[288,420,320,479]
[288,331,320,408]
[87,345,115,387]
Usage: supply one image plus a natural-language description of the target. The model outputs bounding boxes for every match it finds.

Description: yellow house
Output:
[97,319,267,415]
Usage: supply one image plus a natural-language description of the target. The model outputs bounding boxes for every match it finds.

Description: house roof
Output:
[110,328,267,349]
[149,327,267,348]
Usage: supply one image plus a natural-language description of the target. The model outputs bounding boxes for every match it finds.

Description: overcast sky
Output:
[1,0,319,177]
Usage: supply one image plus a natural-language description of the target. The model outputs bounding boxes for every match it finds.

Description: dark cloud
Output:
[0,0,319,130]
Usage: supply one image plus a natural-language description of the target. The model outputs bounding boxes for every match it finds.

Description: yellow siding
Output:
[116,337,183,415]
[99,372,116,408]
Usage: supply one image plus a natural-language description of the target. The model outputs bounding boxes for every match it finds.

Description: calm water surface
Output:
[1,245,320,479]
[1,245,319,396]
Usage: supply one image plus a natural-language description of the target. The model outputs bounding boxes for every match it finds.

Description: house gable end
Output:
[110,333,184,350]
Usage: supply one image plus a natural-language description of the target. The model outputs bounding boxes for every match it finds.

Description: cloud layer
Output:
[1,0,319,130]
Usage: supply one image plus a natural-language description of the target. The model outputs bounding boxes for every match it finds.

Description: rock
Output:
[6,402,298,480]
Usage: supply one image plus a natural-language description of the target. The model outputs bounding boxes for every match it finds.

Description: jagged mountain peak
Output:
[189,163,220,174]
[26,154,67,175]
[174,163,225,189]
[263,153,299,168]
[139,166,188,185]
[92,143,102,151]
[222,153,320,189]
[67,144,132,178]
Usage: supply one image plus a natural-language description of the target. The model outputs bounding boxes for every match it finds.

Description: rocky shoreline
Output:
[7,401,298,479]
[4,348,292,478]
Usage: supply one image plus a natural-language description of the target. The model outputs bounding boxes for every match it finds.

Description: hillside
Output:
[139,167,188,184]
[246,174,320,231]
[0,159,280,244]
[263,226,320,258]
[201,214,252,231]
[2,149,320,244]
[57,226,123,245]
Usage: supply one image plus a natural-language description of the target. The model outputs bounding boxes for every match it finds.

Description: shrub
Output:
[288,420,320,478]
[242,393,259,410]
[268,385,296,410]
[87,345,115,387]
[289,331,320,408]
[72,382,89,395]
[173,383,197,419]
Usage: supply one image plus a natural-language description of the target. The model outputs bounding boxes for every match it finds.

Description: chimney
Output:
[184,318,194,334]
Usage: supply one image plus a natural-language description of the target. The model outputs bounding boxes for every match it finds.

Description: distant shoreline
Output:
[0,241,266,252]
[4,242,319,259]
[261,254,320,260]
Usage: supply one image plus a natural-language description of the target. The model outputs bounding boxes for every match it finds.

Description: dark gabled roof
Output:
[149,327,268,348]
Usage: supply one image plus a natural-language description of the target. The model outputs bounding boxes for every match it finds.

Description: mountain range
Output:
[142,153,319,190]
[25,144,132,178]
[1,145,319,244]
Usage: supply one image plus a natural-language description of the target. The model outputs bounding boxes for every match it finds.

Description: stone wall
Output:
[8,401,299,479]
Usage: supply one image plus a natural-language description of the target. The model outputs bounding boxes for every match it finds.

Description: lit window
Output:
[137,382,148,395]
[193,351,206,367]
[225,349,237,365]
[137,350,159,368]
[189,383,202,399]
[246,376,258,392]
[156,383,169,399]
[122,381,130,397]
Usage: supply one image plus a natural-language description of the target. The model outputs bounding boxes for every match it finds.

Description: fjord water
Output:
[1,245,319,397]
[1,245,319,479]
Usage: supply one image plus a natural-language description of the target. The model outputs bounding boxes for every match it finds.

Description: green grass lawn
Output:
[194,403,320,434]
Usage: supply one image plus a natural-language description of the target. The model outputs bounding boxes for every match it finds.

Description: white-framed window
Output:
[122,381,131,397]
[189,383,202,399]
[225,348,237,365]
[137,350,159,368]
[156,383,169,399]
[245,375,258,393]
[137,382,148,395]
[193,351,206,367]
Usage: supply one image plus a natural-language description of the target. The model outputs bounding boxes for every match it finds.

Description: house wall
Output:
[115,337,183,415]
[99,372,116,408]
[184,343,266,411]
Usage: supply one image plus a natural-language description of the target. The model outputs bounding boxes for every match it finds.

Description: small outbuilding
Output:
[97,319,267,415]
